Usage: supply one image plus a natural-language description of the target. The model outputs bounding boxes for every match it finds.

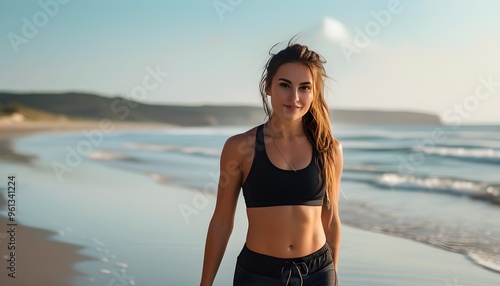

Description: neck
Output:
[266,115,304,140]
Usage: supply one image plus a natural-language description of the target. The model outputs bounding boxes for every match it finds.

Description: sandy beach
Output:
[0,196,91,286]
[0,120,175,286]
[0,120,499,285]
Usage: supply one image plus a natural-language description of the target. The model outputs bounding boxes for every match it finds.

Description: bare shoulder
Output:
[221,126,259,163]
[223,126,257,150]
[331,136,344,167]
[332,136,343,154]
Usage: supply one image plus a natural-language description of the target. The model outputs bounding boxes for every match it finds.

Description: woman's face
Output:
[267,62,314,122]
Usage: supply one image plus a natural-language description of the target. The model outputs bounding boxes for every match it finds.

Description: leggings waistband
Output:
[236,243,332,280]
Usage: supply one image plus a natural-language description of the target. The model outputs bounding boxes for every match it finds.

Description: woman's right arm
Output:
[200,135,244,286]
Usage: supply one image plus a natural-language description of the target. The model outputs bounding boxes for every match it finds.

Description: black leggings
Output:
[233,243,338,286]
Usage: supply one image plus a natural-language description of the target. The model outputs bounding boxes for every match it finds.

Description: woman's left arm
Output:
[321,139,343,269]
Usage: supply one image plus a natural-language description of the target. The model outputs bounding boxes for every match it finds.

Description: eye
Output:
[300,86,311,91]
[279,83,290,88]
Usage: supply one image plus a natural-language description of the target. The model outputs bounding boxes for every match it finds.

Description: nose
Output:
[289,88,300,101]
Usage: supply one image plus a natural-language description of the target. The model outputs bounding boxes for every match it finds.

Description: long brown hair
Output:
[259,40,337,209]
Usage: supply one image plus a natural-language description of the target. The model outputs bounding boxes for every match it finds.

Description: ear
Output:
[265,88,271,96]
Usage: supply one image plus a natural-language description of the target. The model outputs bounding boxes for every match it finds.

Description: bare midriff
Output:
[245,205,326,258]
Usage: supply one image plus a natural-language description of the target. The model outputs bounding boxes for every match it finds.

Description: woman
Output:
[200,41,343,286]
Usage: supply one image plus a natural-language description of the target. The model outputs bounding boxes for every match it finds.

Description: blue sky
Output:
[1,0,499,124]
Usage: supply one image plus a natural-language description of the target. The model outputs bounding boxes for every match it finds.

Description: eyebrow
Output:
[278,78,312,85]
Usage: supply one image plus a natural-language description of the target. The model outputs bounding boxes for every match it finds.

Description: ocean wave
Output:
[159,126,248,136]
[343,165,380,173]
[337,129,432,140]
[124,143,220,157]
[375,173,500,205]
[467,250,500,273]
[412,146,500,164]
[346,146,410,152]
[453,130,500,141]
[88,151,139,162]
[148,172,174,186]
[434,139,500,150]
[341,202,500,275]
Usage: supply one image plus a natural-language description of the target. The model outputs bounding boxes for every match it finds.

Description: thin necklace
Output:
[264,123,297,173]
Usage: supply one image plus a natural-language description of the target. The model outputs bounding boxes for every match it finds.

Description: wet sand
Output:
[0,196,91,286]
[0,120,175,285]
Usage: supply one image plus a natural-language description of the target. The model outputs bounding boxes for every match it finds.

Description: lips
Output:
[284,105,301,110]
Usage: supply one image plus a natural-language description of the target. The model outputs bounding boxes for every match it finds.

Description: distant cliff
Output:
[0,92,442,126]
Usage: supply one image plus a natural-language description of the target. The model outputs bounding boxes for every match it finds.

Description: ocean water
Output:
[4,124,500,285]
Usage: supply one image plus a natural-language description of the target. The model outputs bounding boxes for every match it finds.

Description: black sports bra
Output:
[241,124,325,208]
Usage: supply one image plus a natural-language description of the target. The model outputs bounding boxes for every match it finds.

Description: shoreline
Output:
[0,196,91,285]
[0,120,177,164]
[0,119,177,140]
[0,120,175,285]
[0,187,93,286]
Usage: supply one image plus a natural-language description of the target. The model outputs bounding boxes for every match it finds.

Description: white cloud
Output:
[321,17,351,43]
[299,16,351,48]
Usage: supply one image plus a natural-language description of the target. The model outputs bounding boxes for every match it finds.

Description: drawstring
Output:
[280,261,309,286]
